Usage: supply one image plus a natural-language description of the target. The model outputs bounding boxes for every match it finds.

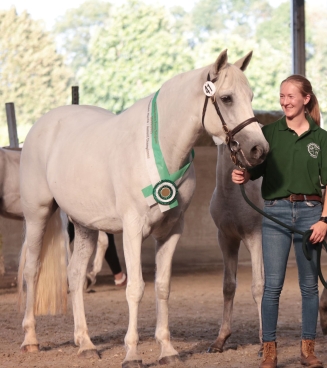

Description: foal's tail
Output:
[18,208,69,315]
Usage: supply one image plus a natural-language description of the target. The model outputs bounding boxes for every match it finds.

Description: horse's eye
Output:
[220,95,232,104]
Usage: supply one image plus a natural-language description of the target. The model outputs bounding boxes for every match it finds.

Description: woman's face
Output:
[280,81,310,120]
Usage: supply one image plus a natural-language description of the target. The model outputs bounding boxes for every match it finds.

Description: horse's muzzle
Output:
[250,144,268,164]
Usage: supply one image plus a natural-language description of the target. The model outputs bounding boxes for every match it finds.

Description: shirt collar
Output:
[278,114,319,132]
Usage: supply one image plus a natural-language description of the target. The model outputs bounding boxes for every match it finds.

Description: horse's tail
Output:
[18,208,69,315]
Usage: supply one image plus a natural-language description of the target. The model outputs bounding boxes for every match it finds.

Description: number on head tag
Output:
[203,81,216,97]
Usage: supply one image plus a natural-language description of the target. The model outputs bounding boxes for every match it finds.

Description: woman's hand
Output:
[231,169,251,184]
[310,221,327,244]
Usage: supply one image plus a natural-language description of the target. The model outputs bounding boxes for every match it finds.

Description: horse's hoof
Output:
[207,345,223,354]
[78,349,100,359]
[122,360,144,368]
[159,354,181,365]
[84,277,93,292]
[320,322,327,335]
[21,344,40,353]
[258,344,263,357]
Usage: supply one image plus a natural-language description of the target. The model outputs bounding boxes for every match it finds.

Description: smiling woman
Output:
[232,74,327,368]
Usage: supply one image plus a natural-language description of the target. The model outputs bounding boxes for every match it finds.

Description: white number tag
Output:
[203,81,216,97]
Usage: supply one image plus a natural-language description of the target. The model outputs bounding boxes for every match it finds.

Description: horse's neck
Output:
[155,67,207,172]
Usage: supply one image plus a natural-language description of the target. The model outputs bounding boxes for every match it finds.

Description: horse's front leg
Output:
[154,219,182,365]
[122,224,145,368]
[67,222,99,358]
[208,232,240,353]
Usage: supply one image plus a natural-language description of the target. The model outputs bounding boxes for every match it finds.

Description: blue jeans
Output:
[262,199,322,342]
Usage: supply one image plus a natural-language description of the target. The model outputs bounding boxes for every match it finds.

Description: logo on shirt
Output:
[307,143,320,158]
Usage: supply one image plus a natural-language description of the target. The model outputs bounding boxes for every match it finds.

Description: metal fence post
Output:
[5,103,19,148]
[72,86,79,105]
[291,0,305,75]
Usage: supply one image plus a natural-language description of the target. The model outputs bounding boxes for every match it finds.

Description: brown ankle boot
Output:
[301,339,324,367]
[260,341,277,368]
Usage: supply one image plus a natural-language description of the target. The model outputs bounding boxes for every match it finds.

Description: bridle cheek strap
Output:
[202,73,258,169]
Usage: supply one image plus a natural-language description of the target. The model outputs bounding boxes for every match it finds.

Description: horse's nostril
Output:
[251,145,264,160]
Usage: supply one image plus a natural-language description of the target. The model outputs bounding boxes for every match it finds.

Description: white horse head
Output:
[199,49,268,168]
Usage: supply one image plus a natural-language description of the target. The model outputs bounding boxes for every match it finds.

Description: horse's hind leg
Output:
[154,220,182,365]
[67,221,99,358]
[85,231,108,290]
[20,204,56,352]
[208,231,240,353]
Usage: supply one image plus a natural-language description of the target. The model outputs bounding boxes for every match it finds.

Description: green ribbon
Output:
[142,90,194,209]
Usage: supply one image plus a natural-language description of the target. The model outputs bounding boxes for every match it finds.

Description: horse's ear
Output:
[234,51,253,71]
[212,49,228,75]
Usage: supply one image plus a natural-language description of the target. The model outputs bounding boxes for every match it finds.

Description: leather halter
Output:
[202,73,258,169]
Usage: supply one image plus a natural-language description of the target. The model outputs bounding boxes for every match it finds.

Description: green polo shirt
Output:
[249,115,327,200]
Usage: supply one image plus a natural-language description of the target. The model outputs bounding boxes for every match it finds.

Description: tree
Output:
[255,1,290,52]
[78,0,195,113]
[0,8,73,145]
[191,0,272,40]
[53,0,112,75]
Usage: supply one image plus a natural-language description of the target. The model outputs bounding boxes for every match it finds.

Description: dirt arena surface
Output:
[1,263,327,368]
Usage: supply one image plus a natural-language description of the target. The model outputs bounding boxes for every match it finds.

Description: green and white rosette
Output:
[153,180,178,205]
[142,90,194,213]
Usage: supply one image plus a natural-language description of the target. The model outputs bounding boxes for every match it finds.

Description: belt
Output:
[282,194,322,203]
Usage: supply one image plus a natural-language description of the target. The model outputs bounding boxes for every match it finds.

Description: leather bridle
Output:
[202,73,258,169]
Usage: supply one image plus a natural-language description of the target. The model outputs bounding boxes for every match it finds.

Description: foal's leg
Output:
[121,222,145,368]
[67,222,99,357]
[208,231,240,353]
[21,205,55,352]
[243,233,264,348]
[154,220,182,364]
[319,288,327,334]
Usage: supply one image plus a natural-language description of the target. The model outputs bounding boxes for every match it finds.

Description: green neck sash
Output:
[142,90,194,212]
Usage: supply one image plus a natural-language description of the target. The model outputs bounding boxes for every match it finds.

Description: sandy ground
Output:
[1,264,327,368]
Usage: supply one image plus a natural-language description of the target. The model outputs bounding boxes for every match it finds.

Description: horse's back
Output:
[20,103,151,231]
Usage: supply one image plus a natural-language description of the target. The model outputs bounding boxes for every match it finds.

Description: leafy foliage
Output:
[306,1,327,122]
[1,0,326,145]
[53,0,112,75]
[78,0,194,113]
[191,0,272,40]
[0,8,73,145]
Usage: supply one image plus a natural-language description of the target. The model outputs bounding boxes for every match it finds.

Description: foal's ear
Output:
[212,49,228,75]
[234,51,253,71]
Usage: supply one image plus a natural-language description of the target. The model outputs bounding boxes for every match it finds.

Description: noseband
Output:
[202,73,258,169]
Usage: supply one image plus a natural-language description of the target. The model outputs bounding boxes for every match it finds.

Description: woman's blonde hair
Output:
[281,74,320,126]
